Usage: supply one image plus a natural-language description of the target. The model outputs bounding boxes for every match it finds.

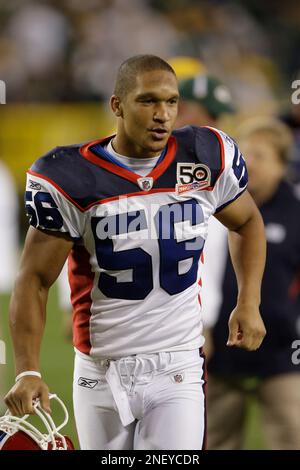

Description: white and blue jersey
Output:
[25,126,247,359]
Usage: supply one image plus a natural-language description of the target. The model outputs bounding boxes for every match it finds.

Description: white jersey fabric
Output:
[25,126,247,360]
[105,140,160,176]
[56,143,160,311]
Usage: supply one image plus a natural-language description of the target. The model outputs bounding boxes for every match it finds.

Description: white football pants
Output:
[73,349,206,450]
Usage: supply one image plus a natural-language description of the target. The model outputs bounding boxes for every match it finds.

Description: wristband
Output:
[15,371,42,382]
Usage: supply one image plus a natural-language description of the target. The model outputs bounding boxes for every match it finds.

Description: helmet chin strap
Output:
[0,394,70,450]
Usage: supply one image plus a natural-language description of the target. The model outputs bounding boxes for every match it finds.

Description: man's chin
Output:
[147,136,169,153]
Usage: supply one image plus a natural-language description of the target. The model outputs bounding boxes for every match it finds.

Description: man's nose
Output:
[153,103,169,122]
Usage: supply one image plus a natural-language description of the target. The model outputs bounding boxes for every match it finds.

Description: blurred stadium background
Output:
[0,0,300,449]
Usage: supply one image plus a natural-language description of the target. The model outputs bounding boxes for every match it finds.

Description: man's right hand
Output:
[4,377,51,417]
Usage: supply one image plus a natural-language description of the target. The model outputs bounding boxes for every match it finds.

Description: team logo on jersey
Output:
[29,180,42,190]
[78,377,98,389]
[176,163,211,195]
[137,177,154,191]
[174,374,184,383]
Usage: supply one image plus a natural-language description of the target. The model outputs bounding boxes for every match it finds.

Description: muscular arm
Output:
[5,226,73,415]
[215,190,266,350]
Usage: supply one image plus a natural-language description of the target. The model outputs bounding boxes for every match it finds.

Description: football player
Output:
[4,55,266,450]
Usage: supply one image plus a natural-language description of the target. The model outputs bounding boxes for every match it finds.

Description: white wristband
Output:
[15,371,42,382]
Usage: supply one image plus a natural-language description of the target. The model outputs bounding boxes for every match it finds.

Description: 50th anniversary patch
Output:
[176,163,211,195]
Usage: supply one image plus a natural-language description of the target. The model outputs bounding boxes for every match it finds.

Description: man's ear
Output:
[110,95,123,117]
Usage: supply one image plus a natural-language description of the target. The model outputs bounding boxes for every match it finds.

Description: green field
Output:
[0,287,79,449]
[0,286,264,450]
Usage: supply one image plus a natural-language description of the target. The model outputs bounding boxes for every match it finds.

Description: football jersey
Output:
[25,126,248,359]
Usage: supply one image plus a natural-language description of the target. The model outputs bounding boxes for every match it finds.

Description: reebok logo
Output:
[29,180,42,190]
[78,377,98,389]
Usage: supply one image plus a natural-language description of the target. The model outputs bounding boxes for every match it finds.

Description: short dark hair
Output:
[114,55,176,99]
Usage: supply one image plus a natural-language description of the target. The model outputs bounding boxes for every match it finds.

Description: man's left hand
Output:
[227,304,266,351]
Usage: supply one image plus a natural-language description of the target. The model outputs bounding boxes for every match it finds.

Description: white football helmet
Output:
[0,394,75,450]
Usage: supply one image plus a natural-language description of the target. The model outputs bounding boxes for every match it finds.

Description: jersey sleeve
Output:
[212,129,248,213]
[25,172,83,240]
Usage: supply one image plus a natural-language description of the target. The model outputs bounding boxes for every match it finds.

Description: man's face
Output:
[240,133,285,196]
[117,70,179,155]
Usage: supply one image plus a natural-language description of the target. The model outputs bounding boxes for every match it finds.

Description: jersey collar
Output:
[80,134,177,186]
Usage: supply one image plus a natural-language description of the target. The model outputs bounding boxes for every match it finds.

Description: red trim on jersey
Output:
[200,349,208,450]
[68,245,94,355]
[80,135,138,183]
[79,135,177,186]
[28,169,175,211]
[148,136,177,180]
[202,126,225,189]
[27,169,84,211]
[85,188,175,208]
[197,253,204,304]
[198,278,202,305]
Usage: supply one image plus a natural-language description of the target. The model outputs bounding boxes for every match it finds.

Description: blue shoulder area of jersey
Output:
[174,126,223,168]
[30,144,142,209]
[167,125,224,187]
[29,128,224,209]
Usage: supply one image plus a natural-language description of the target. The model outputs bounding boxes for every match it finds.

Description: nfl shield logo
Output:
[137,177,153,191]
[174,374,184,383]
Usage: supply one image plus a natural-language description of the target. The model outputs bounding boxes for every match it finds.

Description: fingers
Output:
[242,321,266,350]
[4,378,50,417]
[228,322,266,351]
[4,393,23,417]
[21,392,35,416]
[227,307,266,351]
[40,387,51,414]
[226,317,239,346]
[5,388,34,417]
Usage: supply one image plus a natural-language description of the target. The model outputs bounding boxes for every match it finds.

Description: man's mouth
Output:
[148,128,169,140]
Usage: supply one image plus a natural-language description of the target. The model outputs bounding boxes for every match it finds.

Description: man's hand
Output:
[4,377,51,417]
[227,304,266,351]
